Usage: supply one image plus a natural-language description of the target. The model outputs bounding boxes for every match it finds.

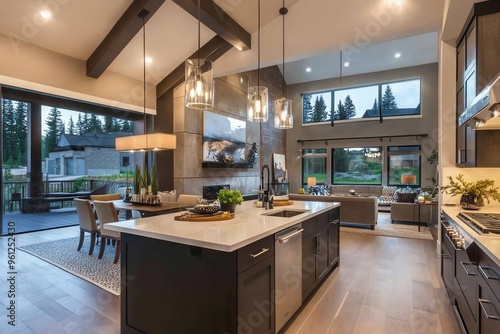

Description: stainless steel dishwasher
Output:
[275,224,303,332]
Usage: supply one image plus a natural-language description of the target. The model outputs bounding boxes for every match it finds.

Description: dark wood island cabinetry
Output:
[109,201,340,333]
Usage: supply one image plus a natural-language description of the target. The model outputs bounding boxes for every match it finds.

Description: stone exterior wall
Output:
[172,66,287,197]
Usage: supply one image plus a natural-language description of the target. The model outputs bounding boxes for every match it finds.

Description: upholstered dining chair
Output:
[74,199,99,255]
[177,194,203,206]
[93,200,121,264]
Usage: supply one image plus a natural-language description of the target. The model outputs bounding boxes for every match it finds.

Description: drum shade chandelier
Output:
[274,1,293,129]
[185,0,214,109]
[115,9,176,151]
[247,0,269,122]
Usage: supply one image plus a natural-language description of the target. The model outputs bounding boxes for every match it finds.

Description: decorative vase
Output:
[220,203,237,213]
[460,193,483,210]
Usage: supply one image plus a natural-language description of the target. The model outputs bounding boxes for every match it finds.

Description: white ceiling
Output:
[0,0,471,87]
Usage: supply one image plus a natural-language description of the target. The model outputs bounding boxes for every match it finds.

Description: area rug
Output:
[340,212,433,240]
[18,237,121,296]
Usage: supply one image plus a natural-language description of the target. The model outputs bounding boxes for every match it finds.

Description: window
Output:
[381,79,421,117]
[302,78,421,124]
[302,91,332,124]
[387,146,421,187]
[302,149,327,186]
[332,147,382,185]
[333,85,378,120]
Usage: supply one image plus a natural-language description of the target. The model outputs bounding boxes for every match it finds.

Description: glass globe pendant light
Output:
[247,0,268,122]
[274,1,293,129]
[185,0,214,109]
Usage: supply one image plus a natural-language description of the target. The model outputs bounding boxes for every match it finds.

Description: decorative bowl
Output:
[192,204,220,214]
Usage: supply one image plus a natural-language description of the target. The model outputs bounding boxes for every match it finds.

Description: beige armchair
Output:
[390,202,419,224]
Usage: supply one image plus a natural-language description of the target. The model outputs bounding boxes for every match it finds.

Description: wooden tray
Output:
[273,200,293,206]
[174,212,235,221]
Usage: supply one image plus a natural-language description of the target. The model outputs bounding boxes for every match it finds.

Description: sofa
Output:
[289,193,378,229]
[328,185,395,212]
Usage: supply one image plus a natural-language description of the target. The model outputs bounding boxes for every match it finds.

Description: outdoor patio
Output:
[2,207,78,235]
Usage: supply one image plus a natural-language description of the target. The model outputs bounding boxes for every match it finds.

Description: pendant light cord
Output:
[282,0,285,98]
[142,12,146,136]
[197,0,201,60]
[257,0,261,88]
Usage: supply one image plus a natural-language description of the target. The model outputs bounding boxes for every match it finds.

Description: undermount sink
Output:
[262,209,309,218]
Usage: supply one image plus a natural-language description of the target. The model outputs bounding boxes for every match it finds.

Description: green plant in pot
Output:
[217,189,243,213]
[441,174,500,210]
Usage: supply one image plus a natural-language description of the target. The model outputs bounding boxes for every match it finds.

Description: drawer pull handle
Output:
[331,219,339,225]
[478,298,500,321]
[442,253,451,259]
[478,265,500,280]
[460,261,476,276]
[250,248,269,258]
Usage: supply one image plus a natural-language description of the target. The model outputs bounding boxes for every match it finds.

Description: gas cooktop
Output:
[457,212,500,235]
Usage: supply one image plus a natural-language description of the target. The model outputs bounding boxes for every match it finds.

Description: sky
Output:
[41,106,108,134]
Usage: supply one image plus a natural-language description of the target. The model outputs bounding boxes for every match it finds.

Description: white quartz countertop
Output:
[441,205,500,267]
[106,200,339,252]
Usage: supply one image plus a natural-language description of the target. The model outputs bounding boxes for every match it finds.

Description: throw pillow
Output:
[382,186,397,197]
[158,190,176,202]
[396,192,417,203]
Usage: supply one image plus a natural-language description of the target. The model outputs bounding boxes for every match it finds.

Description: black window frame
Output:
[387,145,422,188]
[302,78,422,125]
[331,146,383,186]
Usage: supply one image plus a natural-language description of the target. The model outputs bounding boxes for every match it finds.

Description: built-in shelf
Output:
[201,162,253,169]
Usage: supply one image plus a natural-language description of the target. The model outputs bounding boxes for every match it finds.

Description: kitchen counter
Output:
[106,200,339,252]
[441,205,500,267]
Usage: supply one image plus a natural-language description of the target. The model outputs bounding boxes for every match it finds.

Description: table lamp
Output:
[307,177,317,194]
[401,174,416,188]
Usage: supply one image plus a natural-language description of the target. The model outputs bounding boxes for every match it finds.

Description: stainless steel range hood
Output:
[459,74,500,130]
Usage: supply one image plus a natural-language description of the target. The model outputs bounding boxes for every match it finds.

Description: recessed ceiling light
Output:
[145,57,152,64]
[344,62,350,67]
[306,67,311,72]
[40,10,52,20]
[395,52,401,58]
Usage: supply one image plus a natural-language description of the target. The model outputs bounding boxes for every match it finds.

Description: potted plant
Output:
[441,174,500,209]
[217,189,243,213]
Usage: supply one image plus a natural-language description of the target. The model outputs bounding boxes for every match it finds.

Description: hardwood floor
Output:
[285,232,461,334]
[0,227,460,333]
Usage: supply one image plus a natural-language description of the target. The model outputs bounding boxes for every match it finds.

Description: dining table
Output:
[112,200,189,218]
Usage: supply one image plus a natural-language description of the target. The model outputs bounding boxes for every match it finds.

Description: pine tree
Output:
[43,107,64,158]
[381,85,398,110]
[302,94,313,123]
[104,116,114,132]
[121,120,133,133]
[2,99,16,165]
[312,95,327,122]
[335,100,346,120]
[67,116,76,135]
[87,114,103,133]
[372,98,378,110]
[76,114,84,135]
[112,118,122,132]
[14,101,28,166]
[343,95,356,119]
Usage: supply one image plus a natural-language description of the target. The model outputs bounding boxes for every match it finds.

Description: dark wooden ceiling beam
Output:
[156,35,233,99]
[172,0,251,51]
[86,0,166,79]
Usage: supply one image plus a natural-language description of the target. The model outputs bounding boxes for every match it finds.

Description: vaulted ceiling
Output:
[0,0,484,89]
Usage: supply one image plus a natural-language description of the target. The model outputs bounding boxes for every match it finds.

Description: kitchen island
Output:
[107,200,340,334]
